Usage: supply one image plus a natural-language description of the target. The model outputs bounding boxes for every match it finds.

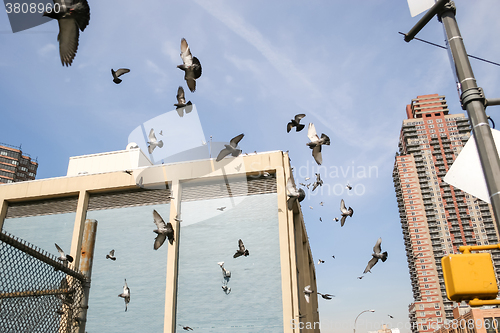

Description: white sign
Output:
[444,129,500,204]
[407,0,436,17]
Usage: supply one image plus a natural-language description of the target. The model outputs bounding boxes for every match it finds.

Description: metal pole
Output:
[403,0,447,42]
[354,309,375,333]
[77,219,98,333]
[439,2,500,226]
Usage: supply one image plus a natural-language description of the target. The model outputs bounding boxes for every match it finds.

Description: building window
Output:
[484,317,499,333]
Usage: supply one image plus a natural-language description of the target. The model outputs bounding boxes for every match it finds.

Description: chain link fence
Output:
[0,230,87,333]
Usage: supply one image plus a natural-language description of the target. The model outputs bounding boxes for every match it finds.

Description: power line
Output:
[398,32,500,67]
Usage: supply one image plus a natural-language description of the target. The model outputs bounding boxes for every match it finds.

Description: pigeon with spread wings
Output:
[233,239,249,258]
[152,210,174,250]
[147,129,163,154]
[43,0,90,66]
[312,173,323,191]
[318,292,335,300]
[106,249,116,261]
[303,285,314,303]
[216,134,244,162]
[174,86,192,117]
[306,123,330,165]
[287,114,306,133]
[363,237,388,274]
[177,38,202,92]
[55,243,73,265]
[118,279,130,312]
[340,199,353,227]
[111,68,130,84]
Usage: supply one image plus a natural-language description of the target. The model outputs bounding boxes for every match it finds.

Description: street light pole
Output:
[438,2,500,226]
[354,309,375,333]
[404,1,500,227]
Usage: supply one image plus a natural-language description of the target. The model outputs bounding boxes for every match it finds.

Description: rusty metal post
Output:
[77,219,97,333]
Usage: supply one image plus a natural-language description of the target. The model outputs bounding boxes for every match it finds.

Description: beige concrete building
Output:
[0,148,319,332]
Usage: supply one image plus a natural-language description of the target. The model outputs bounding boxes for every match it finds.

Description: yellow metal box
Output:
[441,253,498,302]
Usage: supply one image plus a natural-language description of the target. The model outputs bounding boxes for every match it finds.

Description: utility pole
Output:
[404,1,500,227]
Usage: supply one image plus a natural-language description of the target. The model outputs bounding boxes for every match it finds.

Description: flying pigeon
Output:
[55,243,73,264]
[216,134,244,162]
[177,38,202,92]
[174,86,192,117]
[319,217,322,222]
[318,259,325,264]
[306,123,330,165]
[332,255,335,259]
[363,237,388,274]
[303,285,313,303]
[152,210,174,250]
[357,276,364,280]
[309,206,313,210]
[388,315,394,319]
[221,285,231,294]
[106,249,116,261]
[233,239,249,258]
[312,173,323,191]
[340,199,354,227]
[318,293,335,300]
[111,68,130,84]
[217,206,226,211]
[286,177,306,210]
[319,202,324,206]
[118,279,130,312]
[178,325,194,331]
[334,217,339,222]
[217,262,231,278]
[43,0,90,66]
[346,183,352,190]
[147,128,164,154]
[287,114,306,133]
[305,177,310,181]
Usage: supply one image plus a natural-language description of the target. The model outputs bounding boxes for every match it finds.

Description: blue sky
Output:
[2,1,500,332]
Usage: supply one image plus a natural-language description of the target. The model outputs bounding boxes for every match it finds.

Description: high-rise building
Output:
[392,94,500,333]
[0,143,38,183]
[0,148,319,333]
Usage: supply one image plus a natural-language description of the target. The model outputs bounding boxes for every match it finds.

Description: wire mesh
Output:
[0,231,87,333]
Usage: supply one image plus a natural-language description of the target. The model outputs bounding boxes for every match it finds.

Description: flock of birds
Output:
[283,114,390,303]
[43,0,391,326]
